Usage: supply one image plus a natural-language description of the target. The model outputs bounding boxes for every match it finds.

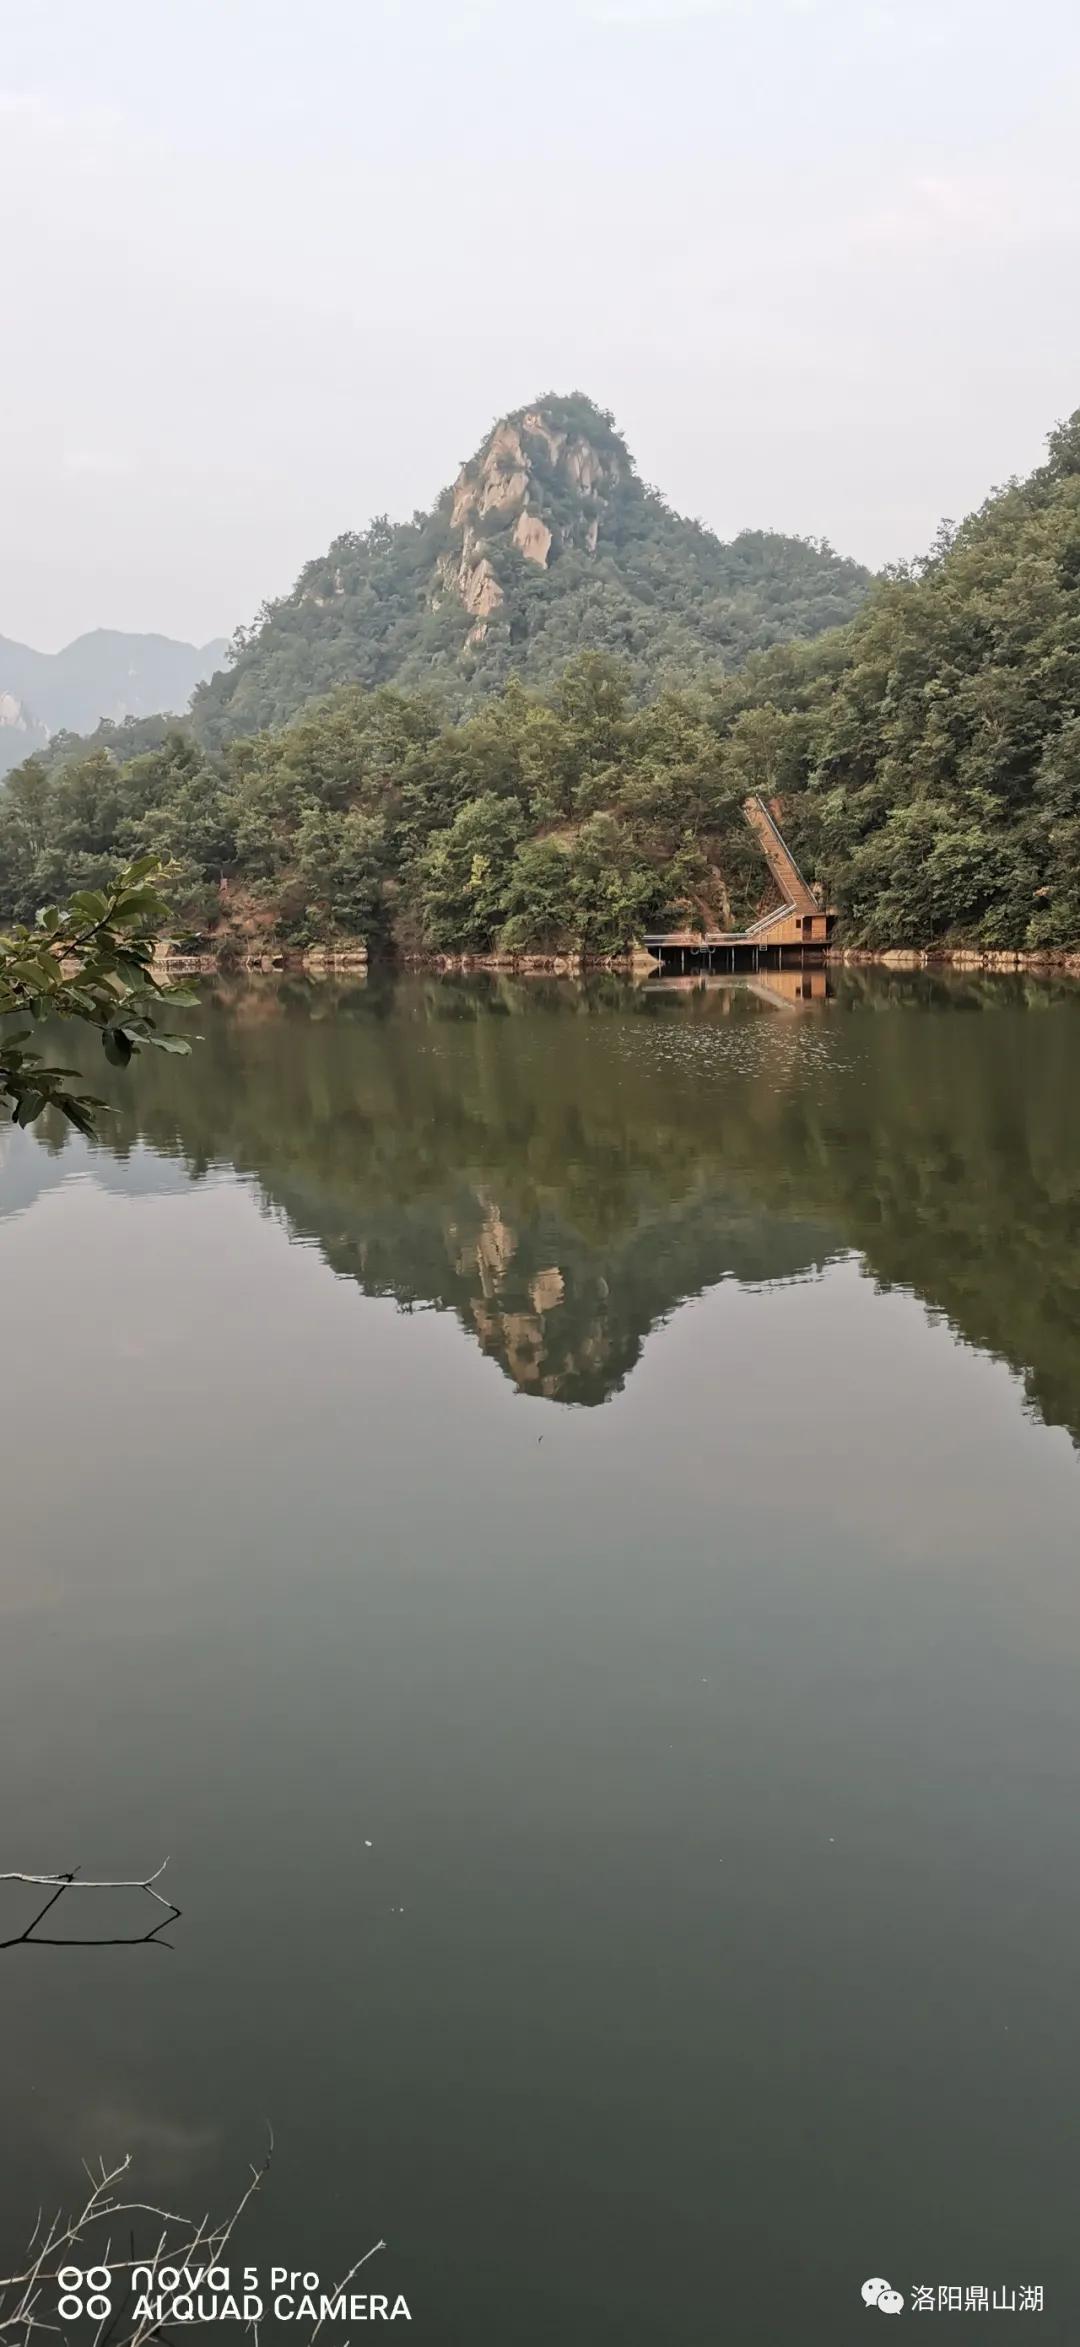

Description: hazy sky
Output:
[3,0,1079,650]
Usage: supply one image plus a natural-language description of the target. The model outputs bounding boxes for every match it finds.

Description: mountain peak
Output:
[192,390,872,742]
[442,393,631,629]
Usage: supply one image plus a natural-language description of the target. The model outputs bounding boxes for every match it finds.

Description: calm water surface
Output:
[2,971,1080,2343]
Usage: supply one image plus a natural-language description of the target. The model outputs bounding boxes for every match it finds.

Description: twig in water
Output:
[0,1865,180,1952]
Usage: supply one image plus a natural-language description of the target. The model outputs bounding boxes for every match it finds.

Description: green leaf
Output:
[55,1094,103,1137]
[112,953,155,989]
[145,1033,193,1054]
[110,888,167,923]
[102,1026,135,1067]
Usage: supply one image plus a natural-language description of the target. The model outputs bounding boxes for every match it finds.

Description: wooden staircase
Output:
[742,795,821,918]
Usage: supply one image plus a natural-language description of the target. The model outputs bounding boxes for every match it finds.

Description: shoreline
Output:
[155,942,1080,980]
[831,946,1080,974]
[156,946,652,978]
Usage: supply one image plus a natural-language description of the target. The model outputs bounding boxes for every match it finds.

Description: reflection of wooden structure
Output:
[642,795,835,971]
[744,968,830,1009]
[642,969,831,1006]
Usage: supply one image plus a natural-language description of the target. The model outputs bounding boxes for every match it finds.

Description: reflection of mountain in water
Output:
[0,1128,219,1219]
[278,1175,834,1404]
[4,972,1080,1429]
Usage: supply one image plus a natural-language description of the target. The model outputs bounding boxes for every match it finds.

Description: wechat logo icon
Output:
[863,2278,905,2315]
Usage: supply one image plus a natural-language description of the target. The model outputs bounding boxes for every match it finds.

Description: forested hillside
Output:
[0,657,770,954]
[191,393,871,739]
[777,410,1080,948]
[2,409,1079,957]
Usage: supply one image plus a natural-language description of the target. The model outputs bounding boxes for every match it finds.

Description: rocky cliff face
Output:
[440,405,625,631]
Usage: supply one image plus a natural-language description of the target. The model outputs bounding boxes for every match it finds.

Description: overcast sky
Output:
[2,0,1078,650]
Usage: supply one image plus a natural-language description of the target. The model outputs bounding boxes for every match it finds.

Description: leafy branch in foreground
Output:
[0,859,197,1135]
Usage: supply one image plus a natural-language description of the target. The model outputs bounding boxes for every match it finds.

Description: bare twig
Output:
[0,1867,179,1952]
[0,1864,171,1906]
[0,2139,386,2347]
[0,2142,273,2347]
[307,2241,386,2347]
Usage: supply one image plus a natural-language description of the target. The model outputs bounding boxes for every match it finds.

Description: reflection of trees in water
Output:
[13,974,1080,1431]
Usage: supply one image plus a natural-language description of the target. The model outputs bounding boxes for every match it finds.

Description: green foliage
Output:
[0,860,195,1132]
[0,655,763,957]
[414,794,527,951]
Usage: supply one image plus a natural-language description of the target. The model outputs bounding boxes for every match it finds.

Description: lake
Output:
[2,970,1080,2342]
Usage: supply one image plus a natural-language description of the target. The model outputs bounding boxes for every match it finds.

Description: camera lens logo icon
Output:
[862,2277,905,2315]
[58,2267,113,2321]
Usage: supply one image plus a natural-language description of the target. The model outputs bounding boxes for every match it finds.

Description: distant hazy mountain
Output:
[0,629,228,776]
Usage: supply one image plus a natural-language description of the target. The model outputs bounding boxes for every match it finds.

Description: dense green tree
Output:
[294,803,392,943]
[414,794,527,951]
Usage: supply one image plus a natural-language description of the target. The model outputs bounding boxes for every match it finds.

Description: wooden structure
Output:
[642,795,835,971]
